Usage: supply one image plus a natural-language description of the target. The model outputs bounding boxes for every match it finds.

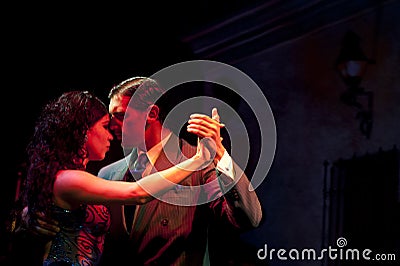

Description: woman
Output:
[22,90,215,265]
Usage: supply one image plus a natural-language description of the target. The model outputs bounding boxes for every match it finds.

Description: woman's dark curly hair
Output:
[23,91,108,217]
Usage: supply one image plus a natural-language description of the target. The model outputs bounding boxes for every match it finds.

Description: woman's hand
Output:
[194,136,216,164]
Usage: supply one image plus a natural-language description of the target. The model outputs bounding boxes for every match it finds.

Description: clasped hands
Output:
[187,107,226,166]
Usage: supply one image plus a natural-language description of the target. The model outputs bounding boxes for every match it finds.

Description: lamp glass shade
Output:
[338,60,368,79]
[337,59,368,89]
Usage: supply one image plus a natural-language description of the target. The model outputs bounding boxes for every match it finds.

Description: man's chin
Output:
[122,146,134,156]
[112,133,122,142]
[121,141,134,148]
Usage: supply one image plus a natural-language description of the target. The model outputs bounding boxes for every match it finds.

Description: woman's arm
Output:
[53,138,213,208]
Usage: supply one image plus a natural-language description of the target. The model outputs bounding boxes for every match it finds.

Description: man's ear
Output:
[147,105,160,123]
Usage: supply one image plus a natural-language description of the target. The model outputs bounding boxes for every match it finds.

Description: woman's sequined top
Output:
[43,204,110,266]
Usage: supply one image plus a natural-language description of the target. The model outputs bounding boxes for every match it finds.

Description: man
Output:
[98,77,262,265]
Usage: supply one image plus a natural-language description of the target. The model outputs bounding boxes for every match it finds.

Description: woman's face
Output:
[85,114,113,161]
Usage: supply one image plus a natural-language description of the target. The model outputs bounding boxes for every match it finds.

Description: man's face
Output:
[109,95,148,149]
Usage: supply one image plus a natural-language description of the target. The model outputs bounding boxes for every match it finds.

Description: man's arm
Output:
[187,108,263,228]
[216,159,263,227]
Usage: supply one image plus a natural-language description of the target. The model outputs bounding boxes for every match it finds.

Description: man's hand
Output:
[187,108,226,163]
[19,206,60,239]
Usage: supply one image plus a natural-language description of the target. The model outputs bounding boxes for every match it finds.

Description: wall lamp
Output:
[335,30,375,139]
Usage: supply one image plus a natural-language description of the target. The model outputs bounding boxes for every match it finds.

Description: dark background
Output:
[2,1,400,265]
